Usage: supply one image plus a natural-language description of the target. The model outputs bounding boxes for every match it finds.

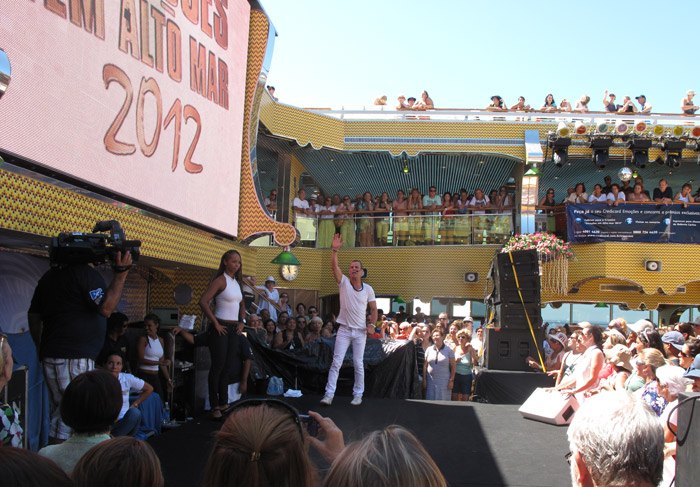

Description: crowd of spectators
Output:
[290,185,516,247]
[367,90,699,115]
[539,175,696,210]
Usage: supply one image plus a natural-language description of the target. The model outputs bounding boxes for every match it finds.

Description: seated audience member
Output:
[510,96,530,110]
[296,302,308,321]
[574,95,590,112]
[673,183,695,206]
[0,447,72,487]
[627,183,651,202]
[39,369,121,473]
[653,179,673,204]
[661,331,685,365]
[1,334,22,447]
[559,99,572,111]
[396,95,410,110]
[414,90,434,109]
[306,317,323,345]
[72,436,164,487]
[602,91,617,112]
[634,348,667,416]
[635,328,667,358]
[541,93,557,112]
[567,391,664,487]
[587,184,607,203]
[263,319,276,346]
[593,344,632,393]
[681,89,698,114]
[636,94,652,113]
[566,183,588,204]
[322,425,447,487]
[528,332,566,372]
[264,189,277,213]
[97,312,130,368]
[105,353,153,437]
[374,95,387,106]
[486,95,507,111]
[273,317,303,351]
[616,95,637,113]
[606,184,625,206]
[202,400,344,487]
[554,324,604,401]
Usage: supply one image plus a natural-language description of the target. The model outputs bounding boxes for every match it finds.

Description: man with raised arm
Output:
[321,234,377,406]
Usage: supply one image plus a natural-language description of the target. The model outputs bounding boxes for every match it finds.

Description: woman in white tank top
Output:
[200,250,246,419]
[137,313,171,401]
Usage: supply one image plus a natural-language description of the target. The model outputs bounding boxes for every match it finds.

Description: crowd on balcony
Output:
[365,89,700,115]
[289,186,516,247]
[539,175,696,210]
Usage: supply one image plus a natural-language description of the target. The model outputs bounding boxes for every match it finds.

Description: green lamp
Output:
[270,248,301,266]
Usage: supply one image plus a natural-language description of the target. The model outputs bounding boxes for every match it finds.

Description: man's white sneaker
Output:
[351,395,362,406]
[320,395,333,406]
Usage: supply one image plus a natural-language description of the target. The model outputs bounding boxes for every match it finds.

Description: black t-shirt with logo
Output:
[29,265,107,360]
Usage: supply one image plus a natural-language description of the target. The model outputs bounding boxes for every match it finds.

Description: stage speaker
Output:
[483,327,545,371]
[675,392,700,487]
[519,387,579,425]
[493,250,541,305]
[494,302,543,329]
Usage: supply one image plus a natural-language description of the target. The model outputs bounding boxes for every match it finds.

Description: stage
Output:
[149,395,571,487]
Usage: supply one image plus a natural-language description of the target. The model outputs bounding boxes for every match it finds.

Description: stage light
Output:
[548,137,571,168]
[655,155,665,165]
[652,125,665,136]
[556,122,570,137]
[574,121,587,135]
[672,126,684,137]
[634,121,647,133]
[615,121,628,135]
[627,139,651,169]
[596,121,610,133]
[692,126,700,138]
[589,138,613,169]
[663,140,686,168]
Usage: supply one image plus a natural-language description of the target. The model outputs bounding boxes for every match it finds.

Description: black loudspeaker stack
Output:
[484,250,544,371]
[491,250,542,329]
[675,392,700,487]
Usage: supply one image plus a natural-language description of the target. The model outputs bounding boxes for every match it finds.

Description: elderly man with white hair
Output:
[567,391,664,487]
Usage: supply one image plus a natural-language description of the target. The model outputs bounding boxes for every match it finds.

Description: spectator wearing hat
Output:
[617,95,637,113]
[684,356,700,392]
[486,96,507,111]
[636,94,652,113]
[395,322,412,340]
[661,331,685,366]
[597,344,632,393]
[602,90,617,112]
[574,95,590,113]
[682,89,698,114]
[527,332,567,372]
[626,319,654,354]
[256,276,279,322]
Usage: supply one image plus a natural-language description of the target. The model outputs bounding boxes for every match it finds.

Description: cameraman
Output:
[28,251,132,444]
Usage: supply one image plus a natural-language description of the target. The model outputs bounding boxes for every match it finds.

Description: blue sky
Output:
[261,0,698,114]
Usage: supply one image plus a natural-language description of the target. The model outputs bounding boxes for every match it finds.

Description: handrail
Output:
[242,277,281,312]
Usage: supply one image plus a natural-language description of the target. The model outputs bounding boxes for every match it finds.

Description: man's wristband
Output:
[113,265,131,273]
[332,249,338,253]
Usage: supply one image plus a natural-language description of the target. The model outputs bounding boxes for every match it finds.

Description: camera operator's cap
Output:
[265,276,276,283]
[635,94,646,100]
[661,330,685,350]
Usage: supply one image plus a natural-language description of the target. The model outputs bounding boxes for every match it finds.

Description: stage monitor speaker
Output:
[493,250,541,305]
[519,387,579,425]
[494,302,543,329]
[483,327,545,372]
[675,391,700,487]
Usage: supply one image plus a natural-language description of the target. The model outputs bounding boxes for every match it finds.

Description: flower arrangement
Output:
[500,232,576,262]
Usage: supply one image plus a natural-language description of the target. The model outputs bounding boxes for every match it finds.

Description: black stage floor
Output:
[150,395,570,487]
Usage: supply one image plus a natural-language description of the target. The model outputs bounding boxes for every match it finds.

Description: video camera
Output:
[50,220,141,267]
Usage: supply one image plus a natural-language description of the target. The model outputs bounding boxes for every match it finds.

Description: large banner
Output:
[567,203,700,243]
[0,1,251,236]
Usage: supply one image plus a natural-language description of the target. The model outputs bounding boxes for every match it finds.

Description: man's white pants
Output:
[324,325,367,397]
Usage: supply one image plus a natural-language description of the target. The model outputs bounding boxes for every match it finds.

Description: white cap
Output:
[265,276,276,283]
